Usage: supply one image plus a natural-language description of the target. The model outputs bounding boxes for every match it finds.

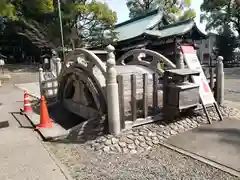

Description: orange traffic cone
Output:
[23,90,32,113]
[36,96,53,128]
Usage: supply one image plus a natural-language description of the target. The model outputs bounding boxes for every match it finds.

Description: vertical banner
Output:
[181,45,215,106]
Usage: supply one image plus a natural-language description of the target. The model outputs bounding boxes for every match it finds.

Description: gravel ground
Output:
[6,67,240,179]
[47,142,238,180]
[46,106,240,180]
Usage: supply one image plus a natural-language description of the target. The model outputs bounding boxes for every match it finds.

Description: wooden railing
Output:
[117,73,163,130]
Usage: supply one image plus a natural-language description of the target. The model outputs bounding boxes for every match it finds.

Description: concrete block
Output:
[20,108,68,141]
[0,120,9,129]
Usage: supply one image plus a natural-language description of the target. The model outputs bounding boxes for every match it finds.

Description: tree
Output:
[200,0,240,35]
[126,0,196,21]
[236,0,240,6]
[0,0,117,49]
[215,25,237,64]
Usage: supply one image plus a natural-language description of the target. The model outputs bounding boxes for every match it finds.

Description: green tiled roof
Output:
[114,9,165,41]
[115,11,207,42]
[144,19,206,38]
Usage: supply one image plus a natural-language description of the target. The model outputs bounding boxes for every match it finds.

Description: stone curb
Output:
[40,140,74,180]
[20,108,69,141]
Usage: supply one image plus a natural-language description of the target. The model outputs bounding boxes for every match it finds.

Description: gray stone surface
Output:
[224,68,240,102]
[0,84,70,180]
[166,118,240,172]
[14,82,40,99]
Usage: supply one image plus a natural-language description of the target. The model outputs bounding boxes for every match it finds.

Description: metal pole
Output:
[57,0,65,62]
[209,37,214,90]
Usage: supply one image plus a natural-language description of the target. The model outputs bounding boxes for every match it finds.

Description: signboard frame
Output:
[180,45,223,123]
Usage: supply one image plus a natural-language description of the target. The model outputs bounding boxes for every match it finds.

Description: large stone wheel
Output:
[57,48,107,120]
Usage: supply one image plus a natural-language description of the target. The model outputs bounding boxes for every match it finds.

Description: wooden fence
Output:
[117,73,163,130]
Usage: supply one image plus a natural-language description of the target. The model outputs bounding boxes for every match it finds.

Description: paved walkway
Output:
[0,84,69,180]
[166,118,240,173]
[14,82,40,99]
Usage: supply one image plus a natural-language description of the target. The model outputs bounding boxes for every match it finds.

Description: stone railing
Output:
[39,57,62,98]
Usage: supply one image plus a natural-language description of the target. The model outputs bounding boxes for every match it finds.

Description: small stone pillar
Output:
[0,59,5,87]
[55,57,62,77]
[216,56,224,105]
[52,57,61,95]
[176,47,184,69]
[209,54,214,90]
[105,45,121,135]
[39,68,44,96]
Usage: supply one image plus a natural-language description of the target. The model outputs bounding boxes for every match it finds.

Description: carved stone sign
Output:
[77,55,88,68]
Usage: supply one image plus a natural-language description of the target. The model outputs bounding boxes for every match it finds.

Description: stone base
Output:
[20,108,69,141]
[85,105,237,154]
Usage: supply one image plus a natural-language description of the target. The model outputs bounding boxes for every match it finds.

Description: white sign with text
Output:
[181,45,215,106]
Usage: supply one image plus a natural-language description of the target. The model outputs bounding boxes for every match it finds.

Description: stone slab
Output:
[0,84,71,180]
[0,120,9,129]
[21,108,69,141]
[0,126,69,180]
[165,118,240,172]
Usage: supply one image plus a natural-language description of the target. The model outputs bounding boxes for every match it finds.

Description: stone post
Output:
[209,55,214,90]
[55,57,62,77]
[50,57,55,76]
[39,68,44,96]
[176,47,184,69]
[52,57,61,95]
[105,45,121,135]
[216,56,224,105]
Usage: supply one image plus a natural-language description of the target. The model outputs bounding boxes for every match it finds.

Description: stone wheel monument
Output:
[56,46,176,132]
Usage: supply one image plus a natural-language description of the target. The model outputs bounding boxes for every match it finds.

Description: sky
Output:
[103,0,206,32]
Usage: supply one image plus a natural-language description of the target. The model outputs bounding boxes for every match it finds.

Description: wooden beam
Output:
[143,73,148,118]
[131,74,137,122]
[117,75,125,129]
[152,73,158,115]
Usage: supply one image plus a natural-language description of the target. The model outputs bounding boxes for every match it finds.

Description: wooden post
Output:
[143,73,148,118]
[131,74,137,122]
[117,75,125,130]
[209,55,214,90]
[152,73,158,115]
[216,56,224,105]
[106,45,121,135]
